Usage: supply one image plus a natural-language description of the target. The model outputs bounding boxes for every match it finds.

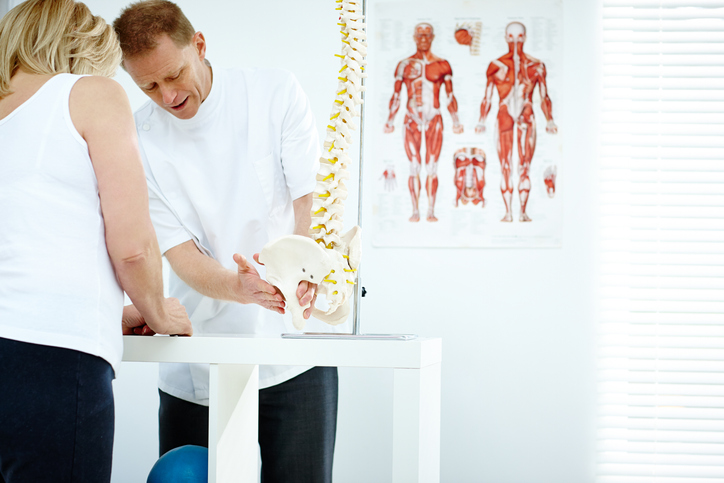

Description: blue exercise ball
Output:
[147,445,208,483]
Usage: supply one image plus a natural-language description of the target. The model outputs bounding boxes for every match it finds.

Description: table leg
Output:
[208,364,259,483]
[392,363,442,483]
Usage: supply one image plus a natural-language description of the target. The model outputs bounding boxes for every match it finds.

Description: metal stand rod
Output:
[351,0,367,336]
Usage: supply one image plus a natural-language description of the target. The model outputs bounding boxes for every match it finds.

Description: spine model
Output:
[308,0,367,322]
[311,0,367,246]
[259,0,366,330]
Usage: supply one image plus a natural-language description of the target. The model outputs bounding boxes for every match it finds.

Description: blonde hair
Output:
[0,0,122,99]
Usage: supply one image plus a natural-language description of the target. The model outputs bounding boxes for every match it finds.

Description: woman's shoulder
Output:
[69,76,132,137]
[72,75,126,104]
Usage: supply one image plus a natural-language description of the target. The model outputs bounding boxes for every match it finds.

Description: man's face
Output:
[124,33,211,120]
[413,26,434,51]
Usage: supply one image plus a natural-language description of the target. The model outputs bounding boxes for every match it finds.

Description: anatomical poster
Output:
[366,0,563,247]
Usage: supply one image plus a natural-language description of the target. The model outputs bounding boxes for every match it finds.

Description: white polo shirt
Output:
[135,66,338,404]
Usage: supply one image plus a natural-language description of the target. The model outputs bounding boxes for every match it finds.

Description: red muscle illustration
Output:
[454,148,486,207]
[384,23,464,222]
[380,167,397,192]
[475,22,557,222]
[544,165,557,198]
[454,28,473,46]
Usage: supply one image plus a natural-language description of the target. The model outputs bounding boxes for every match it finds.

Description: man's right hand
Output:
[384,121,395,133]
[475,122,486,134]
[234,253,286,314]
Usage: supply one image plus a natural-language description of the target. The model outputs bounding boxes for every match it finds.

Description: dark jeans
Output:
[159,366,338,483]
[0,337,115,483]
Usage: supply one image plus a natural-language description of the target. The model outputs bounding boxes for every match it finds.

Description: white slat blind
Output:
[598,1,724,483]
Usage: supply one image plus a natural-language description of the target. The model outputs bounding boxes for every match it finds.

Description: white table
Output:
[122,335,442,483]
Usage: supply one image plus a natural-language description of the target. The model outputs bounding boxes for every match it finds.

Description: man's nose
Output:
[161,86,177,106]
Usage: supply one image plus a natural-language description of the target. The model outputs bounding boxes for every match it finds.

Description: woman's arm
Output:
[69,76,192,336]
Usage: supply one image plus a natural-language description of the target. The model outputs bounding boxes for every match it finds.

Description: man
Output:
[113,2,337,482]
[383,22,463,223]
[475,21,558,222]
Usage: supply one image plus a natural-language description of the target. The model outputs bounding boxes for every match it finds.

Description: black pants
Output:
[0,337,115,483]
[159,366,338,483]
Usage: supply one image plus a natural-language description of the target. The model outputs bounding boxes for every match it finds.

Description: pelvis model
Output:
[259,0,366,330]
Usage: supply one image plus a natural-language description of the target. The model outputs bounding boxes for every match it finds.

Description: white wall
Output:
[78,1,601,482]
[1,0,26,16]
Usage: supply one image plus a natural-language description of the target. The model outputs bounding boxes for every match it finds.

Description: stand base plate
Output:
[281,332,418,340]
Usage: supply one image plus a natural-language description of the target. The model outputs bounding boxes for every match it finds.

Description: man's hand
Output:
[235,253,286,314]
[475,121,486,134]
[384,121,395,133]
[453,122,464,134]
[297,280,318,320]
[252,253,318,319]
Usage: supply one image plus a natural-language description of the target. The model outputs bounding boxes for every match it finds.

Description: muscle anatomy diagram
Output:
[454,148,486,207]
[544,165,557,198]
[384,22,464,223]
[454,21,482,56]
[380,166,397,192]
[475,21,558,222]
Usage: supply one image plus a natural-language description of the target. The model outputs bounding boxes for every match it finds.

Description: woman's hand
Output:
[122,299,193,336]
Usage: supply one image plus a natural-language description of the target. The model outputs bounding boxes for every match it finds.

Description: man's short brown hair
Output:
[113,0,195,59]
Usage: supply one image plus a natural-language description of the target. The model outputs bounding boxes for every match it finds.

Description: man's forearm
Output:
[165,239,285,313]
[293,193,313,237]
[165,240,242,303]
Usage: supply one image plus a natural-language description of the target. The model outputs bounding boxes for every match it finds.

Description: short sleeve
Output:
[279,74,320,200]
[137,141,192,255]
[147,183,192,255]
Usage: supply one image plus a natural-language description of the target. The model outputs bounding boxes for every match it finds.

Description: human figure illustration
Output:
[475,21,557,222]
[453,148,486,207]
[384,22,464,222]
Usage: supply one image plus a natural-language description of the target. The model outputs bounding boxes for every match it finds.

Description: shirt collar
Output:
[162,62,222,129]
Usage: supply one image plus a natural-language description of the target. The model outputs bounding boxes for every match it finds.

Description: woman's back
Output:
[0,73,123,366]
[0,2,192,480]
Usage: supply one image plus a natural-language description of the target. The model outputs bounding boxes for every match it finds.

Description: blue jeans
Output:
[159,366,338,483]
[0,337,115,483]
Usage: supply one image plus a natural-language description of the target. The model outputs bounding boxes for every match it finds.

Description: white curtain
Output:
[597,1,724,482]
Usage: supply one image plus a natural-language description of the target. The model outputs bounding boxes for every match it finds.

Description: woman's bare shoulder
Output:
[71,76,127,106]
[70,76,131,136]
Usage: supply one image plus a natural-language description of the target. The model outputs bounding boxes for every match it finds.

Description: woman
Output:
[0,1,193,481]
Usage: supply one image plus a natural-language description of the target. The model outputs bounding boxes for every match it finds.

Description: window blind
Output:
[598,1,724,482]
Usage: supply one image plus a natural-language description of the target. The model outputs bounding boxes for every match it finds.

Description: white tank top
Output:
[0,74,124,371]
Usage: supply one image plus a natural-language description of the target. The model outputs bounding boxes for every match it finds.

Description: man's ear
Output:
[192,31,207,60]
